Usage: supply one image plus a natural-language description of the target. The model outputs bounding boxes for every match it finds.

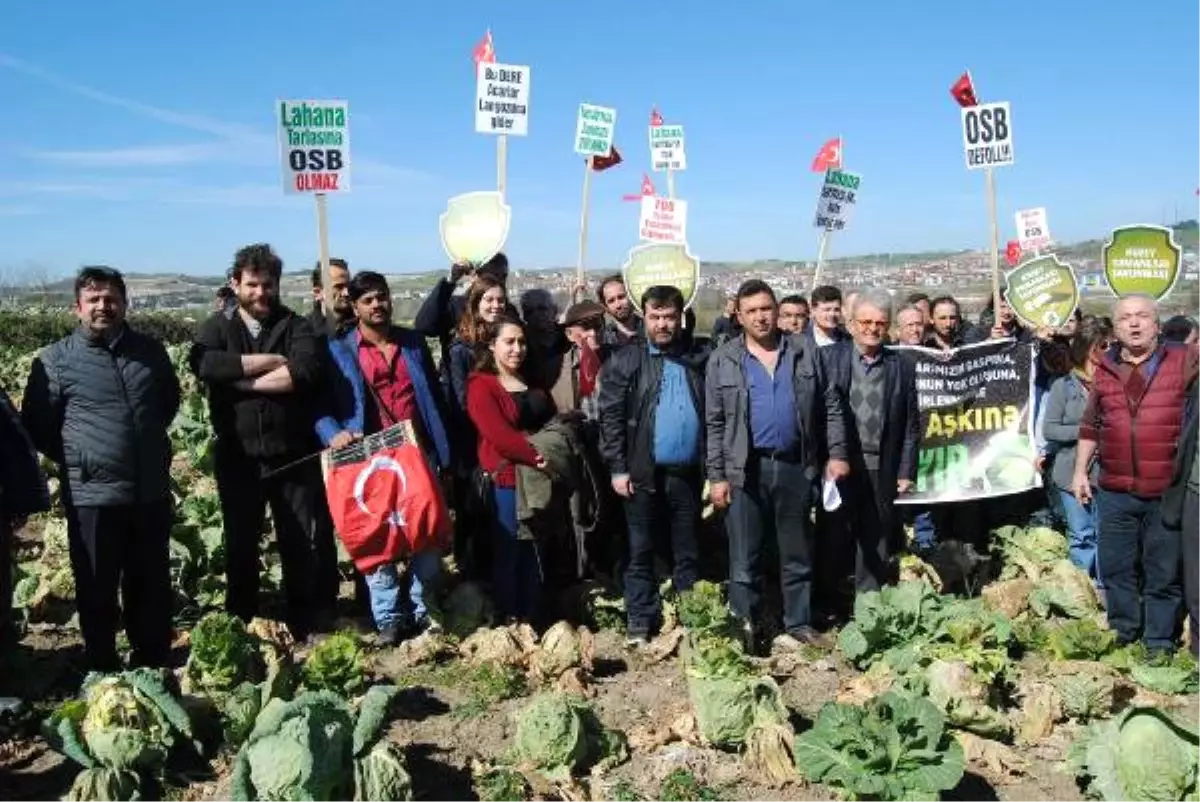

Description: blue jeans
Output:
[1096,488,1182,650]
[363,549,442,631]
[492,487,542,622]
[912,510,936,550]
[1058,488,1100,583]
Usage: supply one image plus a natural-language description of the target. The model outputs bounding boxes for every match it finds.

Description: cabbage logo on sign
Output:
[439,192,511,266]
[1003,254,1080,329]
[621,243,700,314]
[1102,224,1181,301]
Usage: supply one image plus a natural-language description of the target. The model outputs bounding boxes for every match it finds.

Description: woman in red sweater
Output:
[466,316,556,622]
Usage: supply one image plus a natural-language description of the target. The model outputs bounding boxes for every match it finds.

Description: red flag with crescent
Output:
[810,137,843,172]
[472,29,495,65]
[324,441,451,573]
[1005,240,1022,266]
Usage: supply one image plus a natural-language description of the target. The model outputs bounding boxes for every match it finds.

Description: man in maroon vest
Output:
[1074,294,1198,655]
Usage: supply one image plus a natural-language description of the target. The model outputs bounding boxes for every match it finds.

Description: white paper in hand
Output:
[822,477,842,512]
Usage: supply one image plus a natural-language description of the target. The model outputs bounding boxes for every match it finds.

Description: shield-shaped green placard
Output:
[1003,254,1080,329]
[1102,224,1181,300]
[621,243,700,314]
[439,191,511,266]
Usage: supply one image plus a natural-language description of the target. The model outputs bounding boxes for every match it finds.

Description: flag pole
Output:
[316,192,334,327]
[985,166,1001,315]
[812,228,831,292]
[577,156,594,284]
[667,169,675,200]
[497,135,508,201]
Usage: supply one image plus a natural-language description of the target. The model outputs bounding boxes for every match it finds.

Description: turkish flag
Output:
[324,442,451,574]
[951,71,978,108]
[810,137,843,172]
[1005,240,1022,266]
[622,173,656,201]
[649,107,664,127]
[591,146,623,171]
[472,29,495,65]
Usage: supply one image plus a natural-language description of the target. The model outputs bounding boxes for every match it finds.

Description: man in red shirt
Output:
[316,272,453,645]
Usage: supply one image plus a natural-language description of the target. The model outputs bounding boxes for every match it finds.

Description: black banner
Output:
[891,340,1039,504]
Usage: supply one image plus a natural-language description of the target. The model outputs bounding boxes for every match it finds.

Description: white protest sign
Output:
[1015,207,1051,252]
[575,104,616,157]
[812,169,861,231]
[639,196,688,244]
[475,63,531,136]
[961,101,1014,170]
[277,99,350,194]
[649,124,686,172]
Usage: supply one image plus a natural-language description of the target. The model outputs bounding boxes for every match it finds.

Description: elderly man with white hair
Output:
[1074,293,1198,656]
[822,288,921,594]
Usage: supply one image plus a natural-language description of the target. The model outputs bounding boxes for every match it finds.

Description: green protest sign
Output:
[439,192,511,266]
[621,243,700,313]
[1102,224,1181,300]
[1003,254,1080,329]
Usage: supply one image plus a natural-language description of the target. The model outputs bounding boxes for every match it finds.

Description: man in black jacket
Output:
[824,289,920,594]
[23,266,180,671]
[1163,391,1198,656]
[598,285,707,645]
[307,258,353,338]
[189,244,335,639]
[705,280,849,652]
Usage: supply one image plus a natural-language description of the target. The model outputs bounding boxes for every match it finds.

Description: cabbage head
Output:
[64,767,142,801]
[513,693,625,777]
[81,676,170,771]
[353,741,413,801]
[232,691,355,801]
[1071,707,1199,801]
[185,611,262,695]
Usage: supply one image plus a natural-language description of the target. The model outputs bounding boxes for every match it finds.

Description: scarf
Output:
[578,343,601,398]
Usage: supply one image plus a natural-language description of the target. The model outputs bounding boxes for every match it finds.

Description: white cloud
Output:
[26,143,231,167]
[1,51,441,187]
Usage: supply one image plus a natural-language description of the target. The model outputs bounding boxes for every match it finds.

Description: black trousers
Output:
[64,498,174,672]
[0,512,13,647]
[623,468,701,634]
[215,453,337,638]
[844,468,899,594]
[726,456,814,634]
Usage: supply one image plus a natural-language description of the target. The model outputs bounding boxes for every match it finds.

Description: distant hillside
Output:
[7,222,1195,304]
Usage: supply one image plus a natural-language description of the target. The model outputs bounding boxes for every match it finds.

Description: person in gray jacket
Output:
[22,266,180,671]
[1041,318,1111,584]
[705,280,849,654]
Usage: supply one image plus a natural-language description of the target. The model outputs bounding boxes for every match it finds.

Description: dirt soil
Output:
[3,620,1146,802]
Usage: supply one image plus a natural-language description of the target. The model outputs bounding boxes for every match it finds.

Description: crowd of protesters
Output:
[1,244,1196,680]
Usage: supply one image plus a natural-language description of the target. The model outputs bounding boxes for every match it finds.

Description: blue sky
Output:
[1,0,1197,278]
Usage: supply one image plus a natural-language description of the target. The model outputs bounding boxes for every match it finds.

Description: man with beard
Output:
[925,296,969,350]
[596,274,643,351]
[308,258,354,338]
[189,244,335,640]
[315,272,452,645]
[23,266,180,671]
[598,286,707,645]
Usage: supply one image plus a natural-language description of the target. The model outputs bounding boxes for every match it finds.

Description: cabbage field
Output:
[1,338,1198,802]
